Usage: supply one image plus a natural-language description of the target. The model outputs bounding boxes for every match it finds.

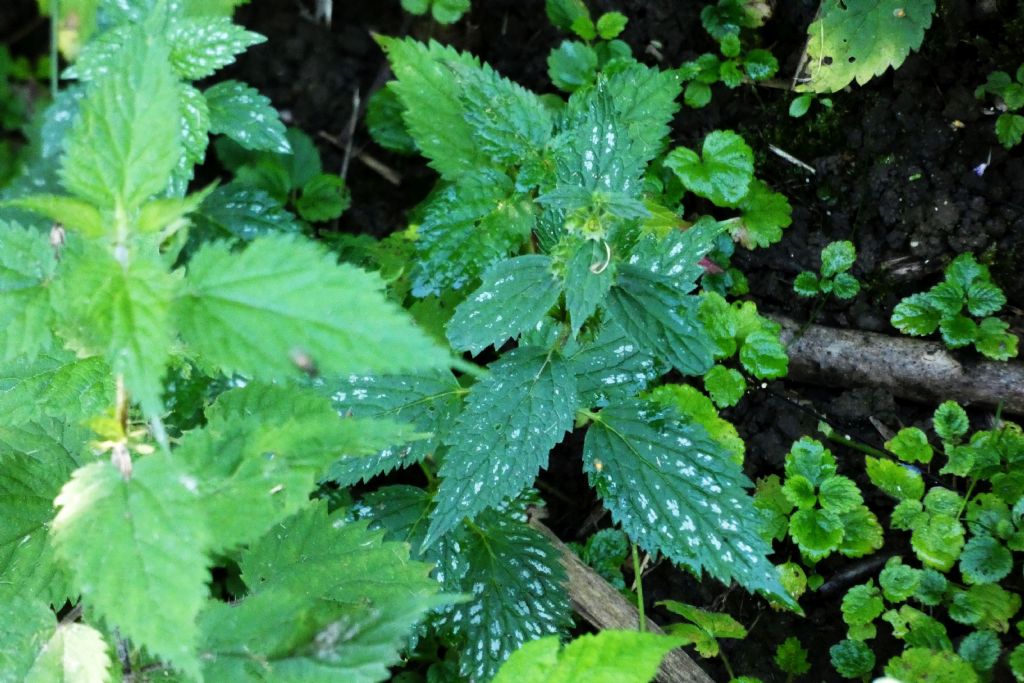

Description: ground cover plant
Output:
[0,0,1022,681]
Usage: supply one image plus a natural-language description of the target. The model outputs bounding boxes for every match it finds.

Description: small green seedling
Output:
[661,600,748,677]
[976,65,1024,148]
[679,0,778,108]
[788,92,833,118]
[544,0,633,92]
[400,0,471,24]
[794,240,860,300]
[891,253,1018,360]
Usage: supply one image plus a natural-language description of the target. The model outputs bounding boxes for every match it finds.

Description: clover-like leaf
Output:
[886,427,933,464]
[666,130,754,207]
[934,401,969,442]
[866,457,924,500]
[830,638,875,678]
[960,535,1013,585]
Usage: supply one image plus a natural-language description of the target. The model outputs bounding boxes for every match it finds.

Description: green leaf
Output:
[365,84,417,155]
[566,321,659,407]
[735,180,792,249]
[996,113,1024,148]
[975,317,1018,360]
[940,314,978,348]
[205,501,443,682]
[429,0,471,23]
[1011,644,1024,680]
[841,582,884,629]
[831,272,861,299]
[565,240,616,336]
[790,508,843,560]
[820,240,857,278]
[774,636,811,676]
[61,25,180,212]
[494,631,679,683]
[666,130,754,207]
[886,427,933,464]
[960,535,1013,585]
[606,265,714,376]
[684,81,712,108]
[0,597,61,680]
[739,328,788,379]
[879,560,922,602]
[703,365,746,408]
[793,272,819,297]
[933,401,969,441]
[205,80,291,154]
[650,384,745,465]
[819,475,864,514]
[584,399,791,605]
[966,279,1006,316]
[838,505,884,558]
[866,456,924,500]
[830,639,875,678]
[547,41,598,92]
[323,370,464,486]
[911,513,965,571]
[784,437,837,486]
[604,63,684,177]
[596,11,628,39]
[52,456,211,677]
[178,234,449,380]
[950,584,1020,632]
[782,475,817,509]
[0,352,110,426]
[378,37,488,178]
[0,222,56,361]
[448,255,561,354]
[892,292,942,336]
[24,621,112,683]
[744,49,778,80]
[425,346,577,546]
[54,240,176,413]
[754,475,794,542]
[885,648,977,683]
[167,16,264,80]
[959,630,1001,672]
[789,94,813,118]
[915,568,949,606]
[296,173,350,222]
[417,506,571,681]
[190,184,301,243]
[546,0,591,31]
[801,0,936,93]
[661,601,746,656]
[2,195,105,237]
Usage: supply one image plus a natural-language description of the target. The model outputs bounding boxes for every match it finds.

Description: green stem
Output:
[719,649,736,680]
[818,420,890,459]
[631,542,646,633]
[796,293,829,339]
[49,0,58,98]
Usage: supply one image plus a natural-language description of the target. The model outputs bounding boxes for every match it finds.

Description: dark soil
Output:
[20,0,1011,679]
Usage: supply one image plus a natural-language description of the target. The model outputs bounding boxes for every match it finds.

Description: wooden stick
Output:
[529,519,714,683]
[772,315,1024,415]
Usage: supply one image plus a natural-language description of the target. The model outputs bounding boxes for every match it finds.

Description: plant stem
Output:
[631,542,646,633]
[719,649,736,680]
[49,0,58,98]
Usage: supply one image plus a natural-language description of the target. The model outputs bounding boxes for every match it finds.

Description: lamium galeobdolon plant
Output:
[0,2,802,682]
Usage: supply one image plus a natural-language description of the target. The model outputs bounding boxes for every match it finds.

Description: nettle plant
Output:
[827,401,1024,680]
[679,0,779,109]
[891,252,1019,360]
[976,65,1024,149]
[0,4,466,681]
[330,18,797,679]
[793,240,861,301]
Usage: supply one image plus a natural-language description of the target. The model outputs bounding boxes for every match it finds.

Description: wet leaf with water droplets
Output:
[205,80,291,154]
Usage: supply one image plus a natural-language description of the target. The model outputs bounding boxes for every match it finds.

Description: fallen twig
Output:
[772,315,1024,415]
[529,518,714,683]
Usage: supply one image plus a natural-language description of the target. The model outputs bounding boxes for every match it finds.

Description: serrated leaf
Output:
[583,399,791,604]
[189,183,302,244]
[830,638,875,678]
[0,352,110,426]
[296,173,350,222]
[25,622,112,683]
[178,234,449,380]
[447,255,561,354]
[0,222,56,361]
[322,370,464,486]
[739,328,788,379]
[911,513,964,571]
[0,597,61,680]
[940,314,978,348]
[892,292,942,335]
[959,630,1001,672]
[949,584,1020,632]
[879,561,921,602]
[53,240,176,413]
[885,647,977,682]
[425,347,577,546]
[821,240,856,277]
[365,84,417,155]
[606,265,714,377]
[52,456,211,677]
[790,507,843,560]
[167,17,264,80]
[205,80,291,154]
[887,427,933,464]
[819,475,863,513]
[801,0,937,93]
[793,271,820,297]
[2,195,105,237]
[866,456,924,500]
[378,37,488,179]
[754,475,793,542]
[494,631,679,683]
[410,172,529,296]
[996,113,1024,148]
[547,40,598,92]
[566,321,659,407]
[841,582,884,628]
[966,279,1005,316]
[838,505,884,558]
[603,64,682,163]
[976,317,1018,360]
[960,535,1012,585]
[666,130,754,207]
[565,240,616,336]
[546,0,591,30]
[831,272,861,299]
[774,636,810,676]
[703,365,745,408]
[735,179,792,249]
[60,26,180,211]
[433,509,571,681]
[651,384,745,465]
